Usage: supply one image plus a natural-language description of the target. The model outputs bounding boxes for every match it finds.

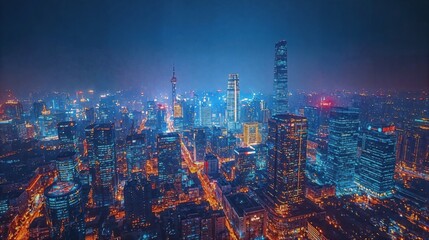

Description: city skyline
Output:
[0,1,428,240]
[1,0,429,95]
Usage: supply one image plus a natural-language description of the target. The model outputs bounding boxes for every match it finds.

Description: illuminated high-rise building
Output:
[265,114,307,211]
[193,128,206,163]
[32,100,47,120]
[204,153,219,178]
[1,100,23,120]
[326,107,360,196]
[182,99,196,129]
[226,74,240,132]
[273,40,289,114]
[396,118,429,175]
[223,193,266,239]
[200,100,212,127]
[234,146,256,187]
[356,124,396,198]
[57,121,77,151]
[38,106,57,138]
[44,181,85,240]
[124,176,152,230]
[243,122,261,146]
[146,100,157,129]
[56,151,79,182]
[171,67,177,115]
[93,123,116,207]
[157,132,181,184]
[126,133,147,178]
[156,103,167,132]
[259,114,315,240]
[84,124,96,169]
[99,94,117,123]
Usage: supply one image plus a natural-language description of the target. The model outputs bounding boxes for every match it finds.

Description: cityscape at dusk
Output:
[0,0,428,239]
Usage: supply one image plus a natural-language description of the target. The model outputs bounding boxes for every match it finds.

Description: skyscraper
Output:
[234,146,256,187]
[396,118,429,175]
[259,114,318,240]
[243,122,261,146]
[226,74,240,132]
[93,123,116,207]
[204,153,219,178]
[265,114,307,212]
[273,40,288,114]
[124,176,152,230]
[56,151,79,182]
[44,181,85,240]
[57,121,77,151]
[126,133,147,178]
[200,100,212,127]
[193,128,206,163]
[326,107,360,196]
[84,124,96,169]
[157,132,181,184]
[356,124,396,198]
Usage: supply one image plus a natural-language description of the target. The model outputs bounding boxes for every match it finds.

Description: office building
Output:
[126,133,147,178]
[396,118,429,175]
[226,74,240,132]
[201,100,212,128]
[124,177,152,230]
[326,107,360,196]
[157,132,181,184]
[266,114,307,210]
[84,124,96,169]
[57,121,77,151]
[243,122,261,146]
[56,151,79,182]
[273,40,289,114]
[204,153,219,178]
[93,123,116,207]
[223,193,265,240]
[193,128,207,163]
[44,181,85,240]
[234,147,256,187]
[356,124,396,198]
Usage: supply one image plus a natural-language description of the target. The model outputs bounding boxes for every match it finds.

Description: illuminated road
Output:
[166,112,237,239]
[396,166,429,181]
[8,174,54,240]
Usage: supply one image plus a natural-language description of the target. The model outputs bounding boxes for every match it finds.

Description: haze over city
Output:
[1,0,428,95]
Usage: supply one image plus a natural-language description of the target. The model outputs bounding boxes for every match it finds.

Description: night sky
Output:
[1,0,428,95]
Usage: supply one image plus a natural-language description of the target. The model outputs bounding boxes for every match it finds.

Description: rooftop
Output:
[44,181,81,198]
[226,192,264,217]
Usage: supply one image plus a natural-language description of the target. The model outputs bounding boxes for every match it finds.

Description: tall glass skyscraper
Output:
[193,128,206,163]
[124,176,152,230]
[93,123,116,207]
[265,114,307,212]
[356,124,396,198]
[326,107,360,196]
[57,121,77,151]
[157,132,182,184]
[226,74,240,132]
[84,124,96,169]
[273,40,288,114]
[56,151,79,182]
[44,181,85,240]
[126,133,147,178]
[260,114,311,240]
